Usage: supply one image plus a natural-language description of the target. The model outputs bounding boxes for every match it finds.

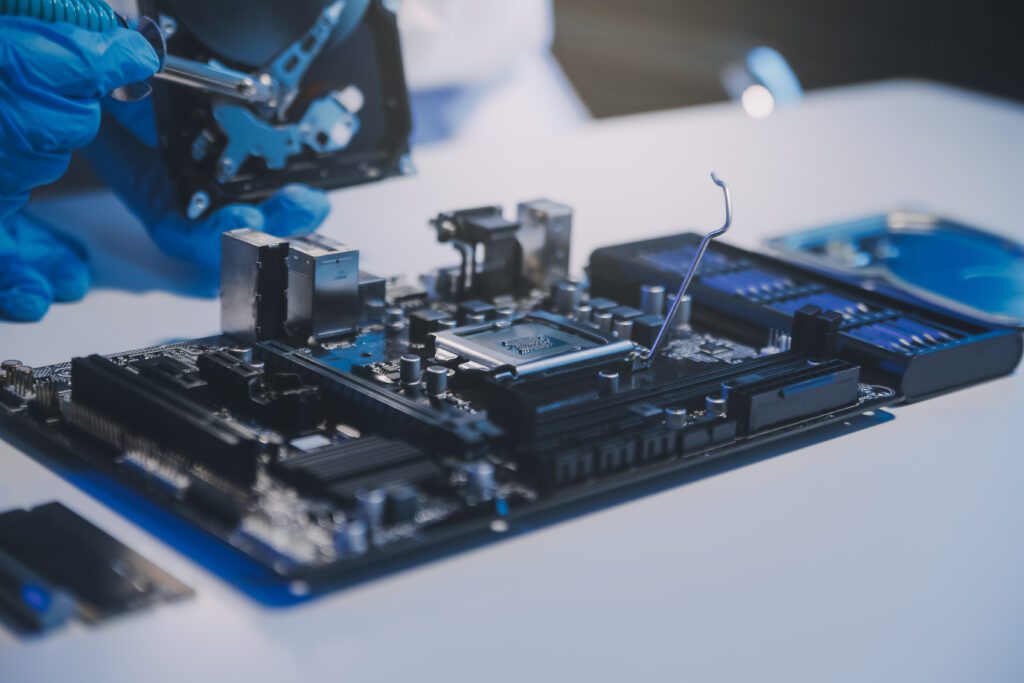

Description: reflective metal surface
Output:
[767,211,1024,327]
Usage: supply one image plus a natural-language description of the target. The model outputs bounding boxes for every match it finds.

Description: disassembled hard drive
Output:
[138,0,412,216]
[1,176,1020,592]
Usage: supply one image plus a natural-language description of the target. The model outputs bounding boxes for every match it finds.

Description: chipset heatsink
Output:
[431,312,635,377]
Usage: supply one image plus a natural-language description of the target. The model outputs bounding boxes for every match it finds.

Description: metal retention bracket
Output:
[643,172,733,362]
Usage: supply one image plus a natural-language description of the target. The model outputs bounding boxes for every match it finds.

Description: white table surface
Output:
[2,80,1023,683]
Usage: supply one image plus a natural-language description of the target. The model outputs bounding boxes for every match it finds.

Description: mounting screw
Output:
[186,191,210,220]
[157,14,177,38]
[191,130,213,162]
[217,158,236,181]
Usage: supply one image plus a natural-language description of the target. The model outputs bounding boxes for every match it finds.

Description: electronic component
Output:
[457,300,497,325]
[70,354,268,485]
[517,199,573,290]
[0,503,191,626]
[425,365,449,397]
[358,271,387,324]
[724,359,861,434]
[791,305,843,359]
[273,436,441,503]
[409,309,453,345]
[640,284,666,316]
[196,350,323,432]
[631,314,665,348]
[589,230,1021,398]
[257,340,505,451]
[431,313,635,378]
[286,234,361,340]
[0,184,1019,594]
[553,282,582,314]
[221,229,289,342]
[432,202,577,300]
[431,206,523,300]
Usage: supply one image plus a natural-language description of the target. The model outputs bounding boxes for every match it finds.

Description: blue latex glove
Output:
[0,18,159,219]
[0,18,158,320]
[0,211,90,321]
[86,97,331,273]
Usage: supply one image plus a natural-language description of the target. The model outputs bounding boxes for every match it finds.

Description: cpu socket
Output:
[432,312,635,378]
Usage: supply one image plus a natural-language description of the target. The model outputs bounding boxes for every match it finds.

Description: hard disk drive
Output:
[139,0,413,217]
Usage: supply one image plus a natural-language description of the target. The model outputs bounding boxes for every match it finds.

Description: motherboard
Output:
[1,187,1020,591]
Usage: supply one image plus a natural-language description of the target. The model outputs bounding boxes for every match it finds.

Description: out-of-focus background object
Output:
[93,0,1024,152]
[397,0,587,144]
[552,0,1024,117]
[767,212,1024,328]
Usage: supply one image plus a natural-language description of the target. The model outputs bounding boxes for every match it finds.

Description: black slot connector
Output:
[70,355,265,485]
[725,359,860,434]
[196,351,322,433]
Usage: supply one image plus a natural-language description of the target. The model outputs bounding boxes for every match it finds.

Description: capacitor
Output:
[668,293,692,331]
[400,354,422,385]
[386,485,421,524]
[664,406,688,429]
[464,460,496,500]
[356,488,387,529]
[554,282,580,315]
[593,311,614,335]
[640,284,666,317]
[598,369,620,396]
[705,394,727,417]
[494,307,515,319]
[364,299,386,323]
[335,519,368,556]
[573,304,593,325]
[9,365,33,394]
[613,319,634,340]
[1,360,20,386]
[464,312,487,325]
[385,307,405,330]
[227,346,254,364]
[434,318,456,333]
[425,365,449,396]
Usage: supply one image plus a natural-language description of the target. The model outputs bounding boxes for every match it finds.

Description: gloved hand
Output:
[86,97,331,273]
[0,18,160,219]
[0,17,330,321]
[0,17,157,321]
[0,210,90,321]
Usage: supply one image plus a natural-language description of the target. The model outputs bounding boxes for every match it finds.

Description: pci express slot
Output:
[254,341,503,451]
[69,355,264,485]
